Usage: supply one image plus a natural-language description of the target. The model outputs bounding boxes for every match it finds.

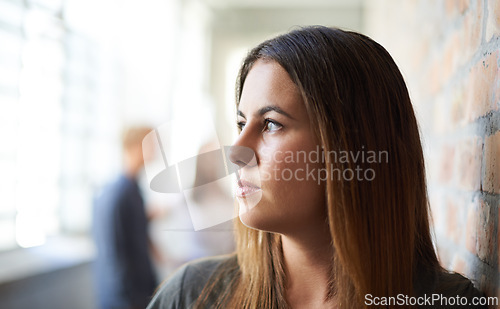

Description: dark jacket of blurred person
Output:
[92,126,157,309]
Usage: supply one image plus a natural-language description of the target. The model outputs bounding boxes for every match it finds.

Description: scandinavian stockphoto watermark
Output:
[258,145,388,184]
[142,119,389,230]
[365,293,498,307]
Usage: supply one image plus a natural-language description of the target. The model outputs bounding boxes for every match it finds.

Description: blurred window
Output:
[0,0,121,250]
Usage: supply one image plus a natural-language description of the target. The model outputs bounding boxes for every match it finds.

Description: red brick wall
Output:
[366,0,500,303]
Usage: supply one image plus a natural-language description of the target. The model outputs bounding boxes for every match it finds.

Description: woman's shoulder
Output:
[415,266,487,308]
[434,270,481,295]
[147,254,237,309]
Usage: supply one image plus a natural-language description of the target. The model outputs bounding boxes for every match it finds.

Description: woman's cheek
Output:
[260,168,272,182]
[259,146,274,163]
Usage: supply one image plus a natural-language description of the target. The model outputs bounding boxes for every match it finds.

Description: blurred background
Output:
[0,0,498,308]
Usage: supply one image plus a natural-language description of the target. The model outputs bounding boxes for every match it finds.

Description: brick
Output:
[441,33,461,86]
[461,0,483,61]
[466,201,478,255]
[432,94,450,134]
[428,58,444,95]
[476,199,496,265]
[445,0,470,19]
[458,0,469,14]
[482,131,500,194]
[440,1,483,74]
[486,0,500,41]
[450,81,466,129]
[438,144,456,183]
[406,39,429,73]
[445,197,461,244]
[445,0,456,18]
[464,51,500,122]
[456,136,483,191]
[426,3,484,99]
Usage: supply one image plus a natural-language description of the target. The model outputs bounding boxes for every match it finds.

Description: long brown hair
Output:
[196,26,440,308]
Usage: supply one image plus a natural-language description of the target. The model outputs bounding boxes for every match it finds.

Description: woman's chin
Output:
[238,199,265,229]
[236,190,262,214]
[238,201,279,233]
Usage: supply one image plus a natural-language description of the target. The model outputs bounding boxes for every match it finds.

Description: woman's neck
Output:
[281,224,335,309]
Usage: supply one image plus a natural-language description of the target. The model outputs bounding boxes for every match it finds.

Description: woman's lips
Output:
[236,179,261,198]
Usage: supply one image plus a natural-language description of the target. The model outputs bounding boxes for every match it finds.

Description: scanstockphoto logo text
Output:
[365,293,498,307]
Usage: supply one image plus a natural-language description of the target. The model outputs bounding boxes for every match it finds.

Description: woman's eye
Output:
[264,119,282,132]
[237,121,246,132]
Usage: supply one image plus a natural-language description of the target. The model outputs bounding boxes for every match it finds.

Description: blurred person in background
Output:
[92,126,159,309]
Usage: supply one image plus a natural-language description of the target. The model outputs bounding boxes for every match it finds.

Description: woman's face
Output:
[231,59,326,235]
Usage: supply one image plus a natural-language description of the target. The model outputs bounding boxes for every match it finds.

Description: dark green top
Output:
[147,255,487,308]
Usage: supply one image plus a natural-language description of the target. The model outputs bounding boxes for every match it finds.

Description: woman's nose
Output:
[227,145,257,169]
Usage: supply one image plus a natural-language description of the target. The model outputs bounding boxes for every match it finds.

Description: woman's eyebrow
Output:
[257,105,294,119]
[237,105,295,120]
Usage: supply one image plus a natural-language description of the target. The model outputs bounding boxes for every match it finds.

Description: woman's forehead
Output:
[238,60,303,116]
